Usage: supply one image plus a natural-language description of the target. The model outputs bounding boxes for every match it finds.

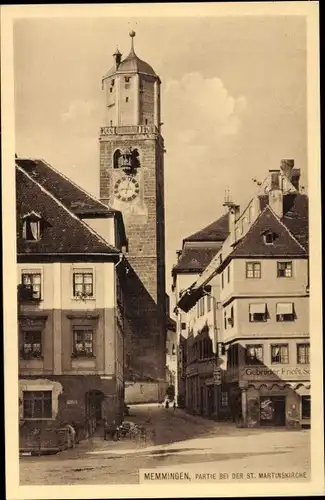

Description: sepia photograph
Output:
[2,2,322,498]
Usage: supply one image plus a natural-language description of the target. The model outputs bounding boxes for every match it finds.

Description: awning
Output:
[177,285,204,313]
[276,303,293,315]
[249,303,266,314]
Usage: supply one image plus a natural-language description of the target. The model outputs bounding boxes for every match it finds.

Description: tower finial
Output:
[129,30,136,52]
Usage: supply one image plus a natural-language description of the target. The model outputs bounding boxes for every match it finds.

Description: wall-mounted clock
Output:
[114,176,140,202]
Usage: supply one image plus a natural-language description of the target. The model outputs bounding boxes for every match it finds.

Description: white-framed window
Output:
[249,303,267,322]
[20,330,42,359]
[297,343,310,364]
[264,231,276,245]
[227,306,234,328]
[245,344,263,364]
[276,302,295,322]
[23,390,52,419]
[72,328,94,357]
[21,270,42,300]
[246,261,261,279]
[271,344,289,364]
[72,269,94,298]
[277,261,293,278]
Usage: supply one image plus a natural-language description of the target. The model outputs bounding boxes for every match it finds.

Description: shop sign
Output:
[241,366,310,380]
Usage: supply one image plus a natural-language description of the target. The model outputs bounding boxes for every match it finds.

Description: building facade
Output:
[16,159,128,452]
[165,316,177,388]
[171,211,229,407]
[177,160,310,429]
[99,32,167,388]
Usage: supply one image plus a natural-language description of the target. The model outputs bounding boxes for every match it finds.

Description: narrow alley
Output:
[20,404,310,485]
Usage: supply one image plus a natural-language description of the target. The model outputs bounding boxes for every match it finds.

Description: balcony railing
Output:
[100,125,159,136]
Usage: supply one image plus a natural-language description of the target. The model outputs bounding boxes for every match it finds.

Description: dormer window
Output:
[22,212,42,241]
[263,231,276,245]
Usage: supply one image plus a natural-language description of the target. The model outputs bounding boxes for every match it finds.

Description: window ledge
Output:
[71,297,96,302]
[71,355,96,359]
[20,357,44,361]
[22,418,56,421]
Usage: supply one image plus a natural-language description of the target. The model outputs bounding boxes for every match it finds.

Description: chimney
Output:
[268,169,283,218]
[291,168,301,191]
[280,159,295,181]
[223,201,240,243]
[176,250,182,263]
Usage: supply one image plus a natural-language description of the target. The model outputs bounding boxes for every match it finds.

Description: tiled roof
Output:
[184,213,229,242]
[103,47,156,79]
[16,158,113,216]
[259,193,308,250]
[16,166,120,257]
[172,245,222,274]
[230,205,307,259]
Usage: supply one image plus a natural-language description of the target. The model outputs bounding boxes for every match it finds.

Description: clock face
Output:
[114,176,140,202]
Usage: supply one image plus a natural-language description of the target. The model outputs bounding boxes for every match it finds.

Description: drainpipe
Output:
[203,287,220,419]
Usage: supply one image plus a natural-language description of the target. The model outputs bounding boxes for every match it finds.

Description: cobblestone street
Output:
[20,404,310,485]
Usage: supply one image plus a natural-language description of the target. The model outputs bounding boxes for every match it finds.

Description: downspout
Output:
[203,287,220,419]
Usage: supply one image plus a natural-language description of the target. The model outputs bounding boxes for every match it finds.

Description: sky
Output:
[14,14,307,297]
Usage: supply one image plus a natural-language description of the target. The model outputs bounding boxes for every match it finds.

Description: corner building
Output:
[99,33,166,387]
[16,159,127,453]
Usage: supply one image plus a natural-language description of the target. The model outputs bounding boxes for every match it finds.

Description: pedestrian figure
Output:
[165,400,169,409]
[71,421,80,444]
[66,423,76,448]
[173,401,176,410]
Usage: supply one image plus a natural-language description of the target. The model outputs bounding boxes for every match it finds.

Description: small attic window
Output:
[264,231,276,245]
[22,212,42,241]
[124,77,130,83]
[111,79,115,86]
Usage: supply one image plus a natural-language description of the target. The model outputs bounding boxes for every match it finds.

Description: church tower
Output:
[99,32,166,382]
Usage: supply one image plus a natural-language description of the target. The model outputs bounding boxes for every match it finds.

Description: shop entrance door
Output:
[273,397,286,426]
[260,396,286,426]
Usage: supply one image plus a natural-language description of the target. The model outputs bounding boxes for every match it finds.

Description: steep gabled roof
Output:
[172,245,222,275]
[184,213,229,242]
[230,205,307,259]
[16,166,120,257]
[16,158,113,216]
[259,193,309,250]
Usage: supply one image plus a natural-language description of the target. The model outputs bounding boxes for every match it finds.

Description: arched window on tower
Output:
[131,148,141,170]
[113,149,122,169]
